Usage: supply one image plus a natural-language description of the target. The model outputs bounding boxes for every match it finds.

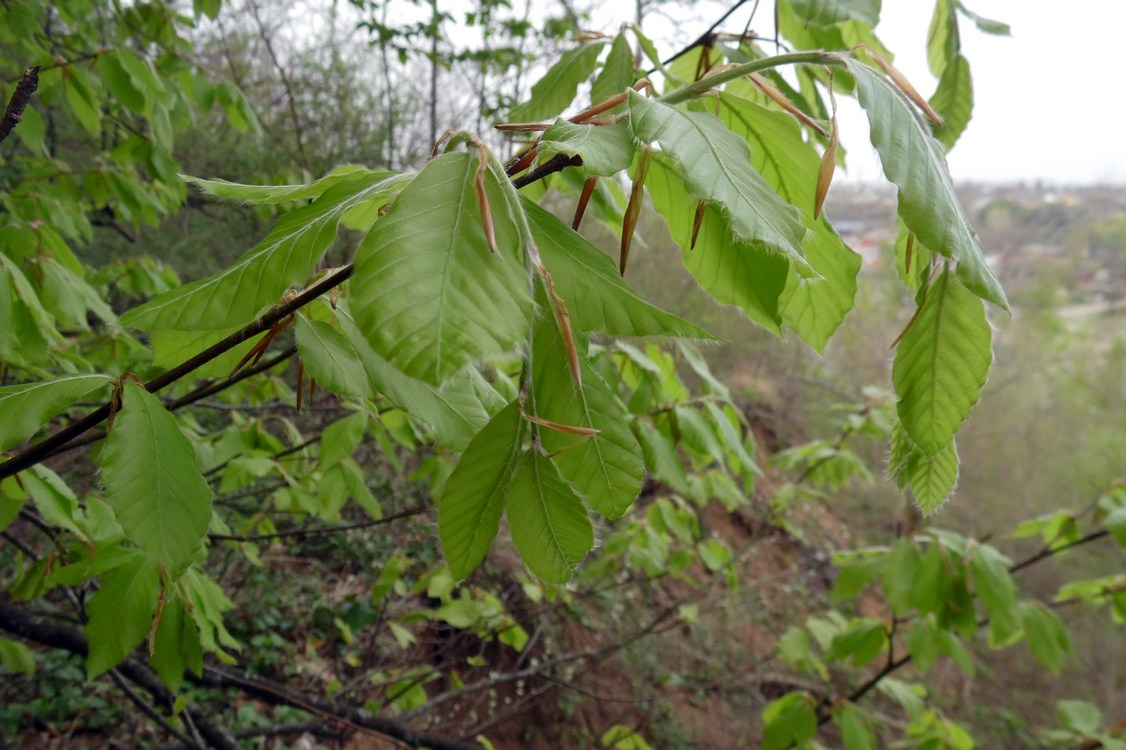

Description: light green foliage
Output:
[4,3,1122,748]
[505,450,594,584]
[507,42,607,122]
[99,383,212,576]
[0,375,112,451]
[845,59,1006,309]
[629,91,808,267]
[351,152,531,385]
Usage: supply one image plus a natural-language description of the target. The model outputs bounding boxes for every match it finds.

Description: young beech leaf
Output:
[791,0,881,27]
[293,314,369,399]
[893,269,991,457]
[716,92,860,352]
[149,593,203,692]
[1019,601,1071,674]
[591,32,636,106]
[929,54,974,150]
[529,310,645,520]
[337,305,499,452]
[845,58,1007,309]
[121,171,407,331]
[184,165,383,205]
[99,383,212,577]
[350,151,532,386]
[439,400,524,580]
[506,450,594,584]
[539,120,636,178]
[507,42,607,123]
[0,374,112,452]
[627,91,808,269]
[84,550,159,678]
[523,197,708,339]
[647,158,789,333]
[968,542,1021,647]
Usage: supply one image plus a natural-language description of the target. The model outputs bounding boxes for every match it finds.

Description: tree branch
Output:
[0,66,39,146]
[208,505,428,542]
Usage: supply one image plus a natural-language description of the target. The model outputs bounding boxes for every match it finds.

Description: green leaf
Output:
[631,419,690,496]
[892,425,960,514]
[907,616,942,673]
[185,166,387,204]
[0,637,35,675]
[62,66,102,135]
[927,0,959,76]
[338,306,499,452]
[122,172,406,330]
[967,542,1020,647]
[0,374,112,452]
[530,314,645,520]
[350,151,532,386]
[539,120,635,177]
[85,551,160,678]
[1057,700,1101,735]
[955,2,1010,36]
[508,42,606,122]
[893,271,991,457]
[647,158,789,333]
[629,92,808,267]
[1019,601,1070,674]
[150,327,256,379]
[716,92,860,351]
[929,54,973,150]
[439,401,524,580]
[294,314,370,399]
[506,451,594,584]
[761,692,817,750]
[524,198,708,339]
[833,702,876,750]
[319,412,367,469]
[882,538,919,614]
[789,0,881,27]
[826,618,887,667]
[99,383,212,576]
[845,59,1007,309]
[591,32,636,105]
[150,594,202,691]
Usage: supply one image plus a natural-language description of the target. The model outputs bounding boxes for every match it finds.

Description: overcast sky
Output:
[631,1,1125,185]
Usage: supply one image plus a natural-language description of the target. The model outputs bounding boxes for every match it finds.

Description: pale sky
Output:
[629,1,1126,185]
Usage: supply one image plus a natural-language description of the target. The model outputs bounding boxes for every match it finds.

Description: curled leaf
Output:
[814,84,839,220]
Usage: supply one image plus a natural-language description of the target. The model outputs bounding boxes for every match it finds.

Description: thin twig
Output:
[107,669,199,748]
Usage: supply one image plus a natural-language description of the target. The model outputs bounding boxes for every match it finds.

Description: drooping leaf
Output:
[902,437,960,514]
[84,550,160,678]
[845,58,1007,309]
[929,54,973,149]
[955,2,1010,36]
[294,314,369,399]
[0,374,112,452]
[338,305,499,452]
[717,92,860,351]
[893,269,991,456]
[591,32,636,106]
[99,383,212,576]
[833,702,876,750]
[968,542,1021,647]
[121,172,408,331]
[439,401,524,580]
[1019,601,1071,674]
[789,0,881,28]
[530,312,644,520]
[523,198,708,339]
[628,91,808,267]
[350,151,532,386]
[631,419,690,496]
[506,451,594,584]
[761,692,818,750]
[507,42,607,123]
[150,593,203,691]
[647,158,789,333]
[927,0,959,76]
[185,166,385,205]
[539,120,636,177]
